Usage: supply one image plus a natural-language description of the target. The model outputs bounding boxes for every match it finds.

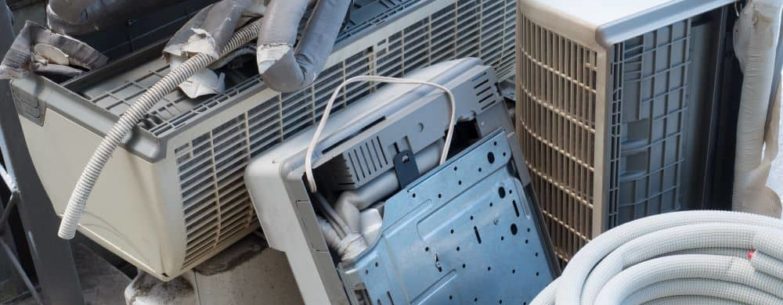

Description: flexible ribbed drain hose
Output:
[57,20,263,240]
[531,211,783,305]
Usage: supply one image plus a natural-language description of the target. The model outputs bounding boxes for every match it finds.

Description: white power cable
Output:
[304,75,457,192]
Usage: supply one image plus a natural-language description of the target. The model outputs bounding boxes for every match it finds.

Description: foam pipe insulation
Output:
[643,295,749,305]
[165,0,265,59]
[256,0,351,93]
[529,211,783,305]
[164,0,265,98]
[323,143,442,261]
[46,0,185,35]
[318,217,343,251]
[732,0,783,217]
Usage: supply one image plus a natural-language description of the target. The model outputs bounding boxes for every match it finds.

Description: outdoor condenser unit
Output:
[517,0,741,263]
[245,58,558,305]
[11,0,518,279]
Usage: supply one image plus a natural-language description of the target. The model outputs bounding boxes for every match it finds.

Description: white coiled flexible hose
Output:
[57,20,263,240]
[531,211,783,305]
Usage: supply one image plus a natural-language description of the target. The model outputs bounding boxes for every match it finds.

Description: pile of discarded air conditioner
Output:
[2,1,783,305]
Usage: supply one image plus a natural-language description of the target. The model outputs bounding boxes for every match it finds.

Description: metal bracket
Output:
[392,150,419,188]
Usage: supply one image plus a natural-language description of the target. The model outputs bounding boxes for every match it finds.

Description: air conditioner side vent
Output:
[471,71,499,110]
[318,136,391,191]
[518,9,696,265]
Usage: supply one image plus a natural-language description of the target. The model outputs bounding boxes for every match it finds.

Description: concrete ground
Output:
[7,244,130,305]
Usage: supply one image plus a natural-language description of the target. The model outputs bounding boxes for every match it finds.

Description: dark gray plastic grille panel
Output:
[320,136,392,191]
[472,70,499,111]
[518,15,692,264]
[175,0,518,269]
[608,20,691,228]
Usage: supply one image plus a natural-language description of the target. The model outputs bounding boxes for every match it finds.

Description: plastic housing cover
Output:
[245,59,558,304]
[517,0,735,263]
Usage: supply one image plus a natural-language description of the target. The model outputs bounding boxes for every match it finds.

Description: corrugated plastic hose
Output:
[644,295,747,305]
[57,20,263,240]
[531,211,783,305]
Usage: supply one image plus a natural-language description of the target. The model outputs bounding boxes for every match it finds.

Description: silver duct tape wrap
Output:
[164,0,265,98]
[0,21,107,79]
[257,0,352,93]
[164,0,264,59]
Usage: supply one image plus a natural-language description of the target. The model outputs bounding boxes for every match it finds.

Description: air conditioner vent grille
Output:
[179,115,257,267]
[472,72,498,110]
[518,15,598,263]
[518,13,693,264]
[318,136,391,190]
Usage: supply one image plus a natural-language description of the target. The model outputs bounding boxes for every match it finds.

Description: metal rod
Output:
[0,163,15,193]
[0,2,86,304]
[0,192,18,231]
[0,239,43,305]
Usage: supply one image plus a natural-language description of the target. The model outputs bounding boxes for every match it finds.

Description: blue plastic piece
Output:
[340,131,554,305]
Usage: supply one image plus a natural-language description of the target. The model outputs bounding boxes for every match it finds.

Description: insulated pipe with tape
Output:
[256,0,351,93]
[732,0,783,217]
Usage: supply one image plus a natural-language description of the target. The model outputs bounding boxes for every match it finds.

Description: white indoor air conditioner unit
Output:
[516,0,744,263]
[11,0,517,279]
[245,58,558,305]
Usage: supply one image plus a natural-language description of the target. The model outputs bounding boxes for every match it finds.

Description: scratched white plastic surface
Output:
[770,98,783,218]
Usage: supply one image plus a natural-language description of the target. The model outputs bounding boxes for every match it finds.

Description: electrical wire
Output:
[304,76,457,192]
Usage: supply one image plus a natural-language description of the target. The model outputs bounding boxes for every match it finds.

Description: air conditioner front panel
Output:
[518,0,708,264]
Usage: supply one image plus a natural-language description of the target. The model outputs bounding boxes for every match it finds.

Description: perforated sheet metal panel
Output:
[175,0,519,269]
[518,14,692,264]
[340,132,553,305]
